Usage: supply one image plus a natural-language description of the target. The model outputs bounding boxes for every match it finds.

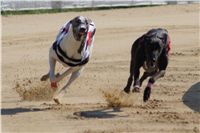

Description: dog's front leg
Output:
[139,72,150,86]
[143,70,166,102]
[48,57,58,88]
[41,51,60,82]
[124,72,134,93]
[124,59,135,93]
[41,55,56,82]
[53,67,83,104]
[132,66,141,92]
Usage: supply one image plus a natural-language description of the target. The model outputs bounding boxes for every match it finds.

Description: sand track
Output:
[2,4,200,133]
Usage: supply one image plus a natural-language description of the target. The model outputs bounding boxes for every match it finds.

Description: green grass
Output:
[1,5,163,16]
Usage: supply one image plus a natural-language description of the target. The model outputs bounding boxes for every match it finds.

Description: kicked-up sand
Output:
[2,4,200,133]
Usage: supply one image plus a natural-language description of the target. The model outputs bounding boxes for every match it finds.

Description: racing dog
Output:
[41,16,96,104]
[124,28,171,102]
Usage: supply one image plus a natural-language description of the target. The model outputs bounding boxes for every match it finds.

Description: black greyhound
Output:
[124,28,171,102]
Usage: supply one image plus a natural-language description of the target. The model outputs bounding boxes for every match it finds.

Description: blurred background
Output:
[1,0,199,11]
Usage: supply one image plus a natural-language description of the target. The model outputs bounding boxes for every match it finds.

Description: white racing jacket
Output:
[53,20,96,67]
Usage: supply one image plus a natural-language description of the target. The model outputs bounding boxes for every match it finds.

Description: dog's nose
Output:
[79,27,86,34]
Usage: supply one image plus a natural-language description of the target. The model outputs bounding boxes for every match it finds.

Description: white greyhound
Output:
[41,16,96,104]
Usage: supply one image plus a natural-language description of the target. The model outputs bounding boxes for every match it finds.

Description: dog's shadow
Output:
[1,107,46,115]
[74,107,125,119]
[182,82,200,112]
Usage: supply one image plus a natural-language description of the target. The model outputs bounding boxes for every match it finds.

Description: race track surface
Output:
[2,4,200,133]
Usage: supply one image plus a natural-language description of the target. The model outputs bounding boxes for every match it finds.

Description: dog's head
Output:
[71,16,88,41]
[144,36,164,69]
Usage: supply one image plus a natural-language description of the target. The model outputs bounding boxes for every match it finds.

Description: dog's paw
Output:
[124,87,130,94]
[132,85,140,93]
[53,89,66,104]
[53,98,61,105]
[143,87,151,102]
[40,75,49,81]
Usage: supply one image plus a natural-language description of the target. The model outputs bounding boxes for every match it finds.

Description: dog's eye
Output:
[155,44,161,50]
[74,19,81,25]
[77,19,81,23]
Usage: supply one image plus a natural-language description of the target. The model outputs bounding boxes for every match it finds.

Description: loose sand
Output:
[2,4,200,133]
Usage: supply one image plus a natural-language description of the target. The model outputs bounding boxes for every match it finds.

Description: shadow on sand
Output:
[1,107,45,115]
[182,82,200,112]
[74,107,125,119]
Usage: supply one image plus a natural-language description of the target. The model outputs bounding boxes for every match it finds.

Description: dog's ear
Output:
[71,17,76,26]
[163,33,169,44]
[74,16,80,21]
[86,18,92,25]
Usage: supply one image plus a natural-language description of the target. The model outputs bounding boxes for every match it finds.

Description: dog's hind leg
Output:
[62,68,82,90]
[53,68,83,104]
[52,66,81,83]
[149,70,166,83]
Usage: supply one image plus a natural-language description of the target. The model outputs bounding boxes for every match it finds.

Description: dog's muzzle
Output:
[75,26,87,41]
[143,61,157,73]
[148,60,156,68]
[79,27,86,35]
[145,52,157,69]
